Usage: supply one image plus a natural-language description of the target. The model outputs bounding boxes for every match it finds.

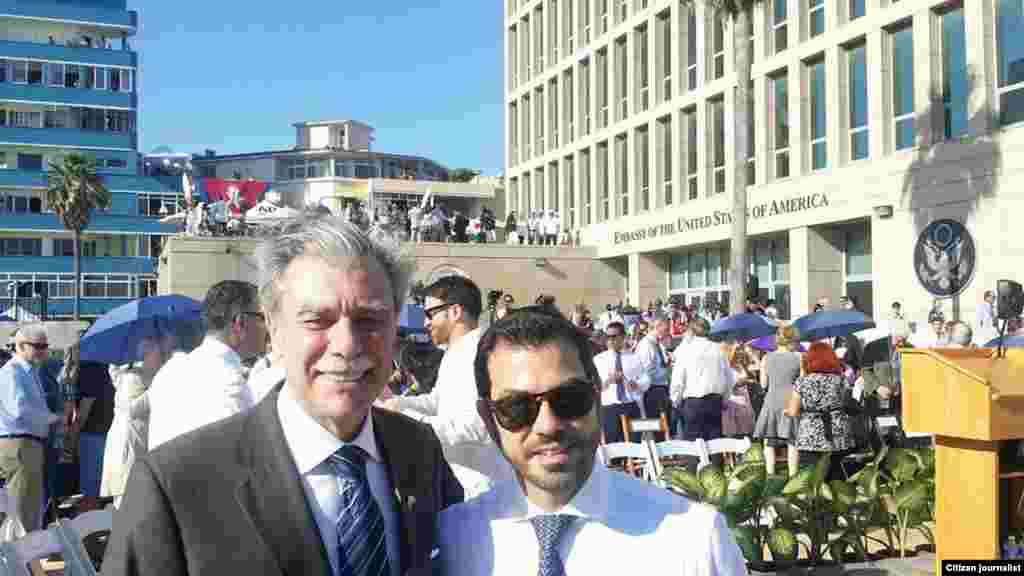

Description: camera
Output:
[998,280,1024,320]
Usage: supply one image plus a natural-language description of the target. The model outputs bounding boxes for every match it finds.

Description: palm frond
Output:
[46,153,111,233]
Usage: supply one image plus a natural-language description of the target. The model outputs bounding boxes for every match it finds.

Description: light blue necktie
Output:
[614,352,627,403]
[328,445,390,576]
[530,515,575,576]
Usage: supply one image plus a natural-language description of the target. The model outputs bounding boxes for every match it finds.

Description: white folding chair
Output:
[56,509,113,576]
[0,527,63,576]
[704,437,753,465]
[650,439,710,484]
[599,442,658,483]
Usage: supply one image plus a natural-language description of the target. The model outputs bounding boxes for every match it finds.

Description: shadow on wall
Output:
[899,69,1002,237]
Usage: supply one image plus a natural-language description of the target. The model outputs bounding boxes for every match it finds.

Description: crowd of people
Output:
[3,213,1011,574]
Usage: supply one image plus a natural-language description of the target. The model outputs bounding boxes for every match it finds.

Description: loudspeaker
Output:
[997,280,1024,320]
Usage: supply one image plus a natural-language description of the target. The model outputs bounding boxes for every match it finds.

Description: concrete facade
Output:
[504,0,1024,328]
[158,236,625,313]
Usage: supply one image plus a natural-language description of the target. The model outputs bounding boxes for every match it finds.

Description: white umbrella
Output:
[245,201,301,224]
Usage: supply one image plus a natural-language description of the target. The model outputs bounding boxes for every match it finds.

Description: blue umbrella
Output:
[79,295,202,364]
[748,335,807,353]
[709,313,777,342]
[792,310,875,342]
[398,303,426,334]
[984,335,1024,348]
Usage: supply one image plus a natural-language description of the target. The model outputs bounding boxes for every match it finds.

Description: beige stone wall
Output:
[158,237,626,313]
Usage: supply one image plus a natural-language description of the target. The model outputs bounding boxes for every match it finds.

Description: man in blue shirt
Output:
[0,323,59,532]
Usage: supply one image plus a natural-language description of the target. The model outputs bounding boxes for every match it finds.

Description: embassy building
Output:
[504,0,1024,326]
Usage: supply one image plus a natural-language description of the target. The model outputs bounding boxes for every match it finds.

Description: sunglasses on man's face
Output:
[22,341,48,351]
[424,302,455,321]
[485,378,597,432]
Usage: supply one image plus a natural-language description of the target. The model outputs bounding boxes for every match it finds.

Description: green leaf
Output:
[783,466,814,495]
[721,491,756,526]
[811,452,830,492]
[699,465,728,504]
[894,479,930,510]
[828,480,856,514]
[828,539,848,562]
[743,442,765,464]
[762,474,789,499]
[661,467,705,500]
[769,497,799,526]
[767,528,799,563]
[842,533,868,562]
[885,448,921,483]
[732,525,760,563]
[915,524,935,547]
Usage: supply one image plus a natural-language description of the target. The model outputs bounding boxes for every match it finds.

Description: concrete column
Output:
[788,48,804,176]
[867,28,885,159]
[789,224,844,317]
[825,45,842,172]
[752,70,766,186]
[964,0,996,137]
[628,251,667,309]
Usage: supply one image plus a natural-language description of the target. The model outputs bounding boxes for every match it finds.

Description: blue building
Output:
[0,0,177,319]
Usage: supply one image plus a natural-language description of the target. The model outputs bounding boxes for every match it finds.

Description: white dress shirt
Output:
[592,349,646,407]
[438,460,748,576]
[246,361,285,406]
[148,337,254,450]
[670,337,735,405]
[277,387,400,576]
[0,356,58,440]
[389,328,514,485]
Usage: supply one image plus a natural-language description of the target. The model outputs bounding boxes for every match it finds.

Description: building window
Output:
[615,36,628,121]
[615,133,628,216]
[597,141,610,221]
[710,97,725,195]
[807,56,827,170]
[684,106,698,200]
[137,193,183,217]
[0,238,42,257]
[17,154,43,171]
[509,26,518,89]
[11,111,42,128]
[891,25,915,150]
[636,125,649,211]
[565,68,574,143]
[549,79,559,149]
[0,60,6,83]
[599,0,609,35]
[535,167,545,211]
[670,247,731,315]
[581,0,591,43]
[636,25,650,113]
[509,177,518,215]
[686,7,698,91]
[535,87,545,155]
[581,147,592,225]
[940,6,967,140]
[657,115,672,206]
[565,155,575,229]
[549,161,559,213]
[580,58,591,136]
[1,190,43,214]
[746,81,755,186]
[0,152,7,170]
[565,0,575,54]
[849,0,865,21]
[657,10,672,103]
[48,63,63,87]
[844,223,873,315]
[709,13,725,81]
[999,0,1024,125]
[535,5,544,73]
[847,41,869,161]
[522,16,531,81]
[11,61,27,84]
[809,0,825,38]
[28,62,43,85]
[770,71,790,179]
[549,0,559,66]
[772,0,787,54]
[523,94,531,160]
[509,102,519,166]
[523,172,532,215]
[597,49,609,128]
[615,0,627,25]
[751,238,791,319]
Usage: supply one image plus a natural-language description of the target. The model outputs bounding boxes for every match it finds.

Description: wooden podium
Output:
[901,347,1024,572]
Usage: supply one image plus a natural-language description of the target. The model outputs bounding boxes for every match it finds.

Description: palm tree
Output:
[684,0,760,314]
[47,154,111,320]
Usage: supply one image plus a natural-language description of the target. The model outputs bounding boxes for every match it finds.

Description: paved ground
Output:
[750,554,935,575]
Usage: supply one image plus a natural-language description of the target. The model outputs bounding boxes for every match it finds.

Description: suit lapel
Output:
[373,407,422,575]
[235,385,332,576]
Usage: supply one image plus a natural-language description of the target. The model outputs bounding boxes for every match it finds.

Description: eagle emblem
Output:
[914,219,975,298]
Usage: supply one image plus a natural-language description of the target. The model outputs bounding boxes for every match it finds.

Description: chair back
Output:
[619,413,670,442]
[651,439,710,480]
[704,437,753,458]
[599,442,658,482]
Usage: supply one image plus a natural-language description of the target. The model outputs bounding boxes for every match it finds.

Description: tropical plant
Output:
[47,154,111,320]
[682,0,762,313]
[849,446,935,558]
[662,443,799,568]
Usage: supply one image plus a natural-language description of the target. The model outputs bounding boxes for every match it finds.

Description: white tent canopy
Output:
[245,200,301,224]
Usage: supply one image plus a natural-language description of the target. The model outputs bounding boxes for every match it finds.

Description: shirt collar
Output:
[490,455,611,525]
[199,336,242,367]
[276,385,381,475]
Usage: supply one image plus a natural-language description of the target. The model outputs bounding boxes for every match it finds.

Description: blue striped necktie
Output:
[328,445,390,576]
[530,515,575,576]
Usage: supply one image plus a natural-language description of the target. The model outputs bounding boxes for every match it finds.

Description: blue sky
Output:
[133,1,505,174]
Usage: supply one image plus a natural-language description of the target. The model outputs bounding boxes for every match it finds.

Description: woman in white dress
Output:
[99,334,173,503]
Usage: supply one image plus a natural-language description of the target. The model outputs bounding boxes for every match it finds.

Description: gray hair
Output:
[255,216,415,316]
[950,321,973,347]
[14,323,47,343]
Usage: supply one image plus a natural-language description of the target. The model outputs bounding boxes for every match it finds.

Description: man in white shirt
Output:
[408,204,423,243]
[544,210,559,245]
[438,306,747,576]
[592,322,644,443]
[148,280,266,450]
[911,311,948,349]
[633,312,670,395]
[380,275,513,494]
[670,318,734,443]
[976,290,997,342]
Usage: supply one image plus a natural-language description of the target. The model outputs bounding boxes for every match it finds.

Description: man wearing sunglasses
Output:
[381,275,514,494]
[437,307,746,576]
[592,321,643,443]
[0,323,59,534]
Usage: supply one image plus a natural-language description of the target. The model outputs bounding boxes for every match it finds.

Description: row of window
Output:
[0,106,136,134]
[0,186,178,219]
[0,235,164,259]
[0,59,134,93]
[510,5,969,193]
[274,157,448,181]
[0,272,157,300]
[0,151,128,173]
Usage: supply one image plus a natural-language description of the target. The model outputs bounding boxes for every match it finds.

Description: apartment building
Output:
[0,0,177,319]
[504,0,1024,325]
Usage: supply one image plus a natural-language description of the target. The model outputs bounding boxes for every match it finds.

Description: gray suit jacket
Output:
[102,384,464,576]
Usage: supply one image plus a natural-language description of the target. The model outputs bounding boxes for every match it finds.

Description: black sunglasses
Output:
[424,302,455,321]
[21,341,49,351]
[485,378,596,431]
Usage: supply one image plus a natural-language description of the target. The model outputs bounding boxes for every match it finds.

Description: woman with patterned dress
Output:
[785,341,854,481]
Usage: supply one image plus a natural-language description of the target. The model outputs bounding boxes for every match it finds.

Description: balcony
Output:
[0,255,154,275]
[0,125,134,150]
[0,211,177,234]
[0,82,134,109]
[0,1,138,30]
[0,171,175,194]
[0,39,136,68]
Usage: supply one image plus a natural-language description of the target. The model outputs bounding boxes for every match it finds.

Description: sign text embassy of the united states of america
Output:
[613,193,830,245]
